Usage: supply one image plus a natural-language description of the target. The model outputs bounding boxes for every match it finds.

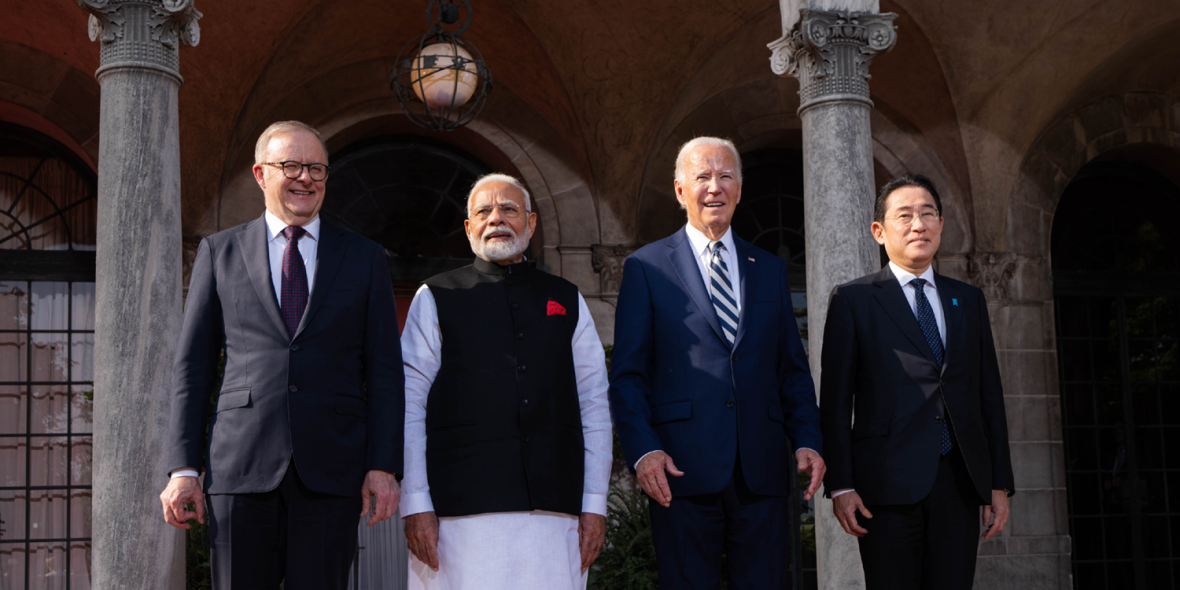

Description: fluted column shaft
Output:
[76,1,201,588]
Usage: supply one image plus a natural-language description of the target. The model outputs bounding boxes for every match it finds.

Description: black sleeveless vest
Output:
[423,257,584,517]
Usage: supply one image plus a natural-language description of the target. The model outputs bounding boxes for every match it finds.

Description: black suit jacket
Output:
[820,266,1014,505]
[165,215,404,497]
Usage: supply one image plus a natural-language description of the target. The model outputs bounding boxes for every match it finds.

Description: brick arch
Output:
[1007,92,1180,259]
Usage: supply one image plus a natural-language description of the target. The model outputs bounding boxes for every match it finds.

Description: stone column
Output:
[76,1,201,588]
[768,4,895,589]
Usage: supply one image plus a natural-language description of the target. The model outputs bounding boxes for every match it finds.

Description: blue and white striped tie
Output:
[709,241,738,348]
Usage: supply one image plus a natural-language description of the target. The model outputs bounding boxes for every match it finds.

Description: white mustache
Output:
[483,226,516,239]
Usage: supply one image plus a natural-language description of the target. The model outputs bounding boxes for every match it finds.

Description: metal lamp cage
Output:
[391,0,493,132]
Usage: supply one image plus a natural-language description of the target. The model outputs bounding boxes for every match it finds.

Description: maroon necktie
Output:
[281,225,308,338]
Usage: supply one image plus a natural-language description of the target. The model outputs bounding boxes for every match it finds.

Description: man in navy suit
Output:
[820,173,1014,589]
[158,121,404,589]
[610,137,825,589]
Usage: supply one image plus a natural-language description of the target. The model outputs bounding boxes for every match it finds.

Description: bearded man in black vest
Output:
[399,173,612,590]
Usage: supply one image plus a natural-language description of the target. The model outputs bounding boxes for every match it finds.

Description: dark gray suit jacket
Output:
[165,214,404,497]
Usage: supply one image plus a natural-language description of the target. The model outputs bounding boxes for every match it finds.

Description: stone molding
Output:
[967,252,1019,302]
[768,9,897,114]
[78,0,201,82]
[590,244,635,294]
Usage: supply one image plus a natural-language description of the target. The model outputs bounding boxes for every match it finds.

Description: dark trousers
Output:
[650,459,789,590]
[207,463,361,590]
[857,448,982,590]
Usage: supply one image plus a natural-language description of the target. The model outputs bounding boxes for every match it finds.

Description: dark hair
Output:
[874,173,943,223]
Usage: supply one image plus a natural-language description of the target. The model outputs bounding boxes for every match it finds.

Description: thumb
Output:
[858,502,873,519]
[796,454,811,470]
[665,458,684,477]
[360,490,371,518]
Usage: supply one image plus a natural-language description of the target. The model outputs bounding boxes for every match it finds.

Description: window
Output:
[0,123,97,590]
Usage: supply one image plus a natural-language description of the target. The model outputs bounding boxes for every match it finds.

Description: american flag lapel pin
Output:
[748,257,755,262]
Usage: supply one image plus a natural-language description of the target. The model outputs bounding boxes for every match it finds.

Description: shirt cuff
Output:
[633,450,662,471]
[582,493,607,516]
[796,447,820,457]
[399,491,435,517]
[170,469,199,479]
[831,488,855,498]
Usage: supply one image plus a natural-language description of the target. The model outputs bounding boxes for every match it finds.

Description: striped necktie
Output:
[709,241,738,348]
[910,278,952,456]
[281,225,308,338]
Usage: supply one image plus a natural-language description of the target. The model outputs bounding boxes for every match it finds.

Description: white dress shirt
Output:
[264,210,320,303]
[169,210,322,480]
[399,284,613,518]
[683,223,741,313]
[831,261,945,498]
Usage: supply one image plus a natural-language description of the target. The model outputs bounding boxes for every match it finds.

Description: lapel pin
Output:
[952,298,958,306]
[748,257,755,262]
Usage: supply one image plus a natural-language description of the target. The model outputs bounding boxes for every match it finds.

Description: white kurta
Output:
[400,284,613,590]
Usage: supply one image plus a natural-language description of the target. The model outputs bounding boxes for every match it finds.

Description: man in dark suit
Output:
[158,121,404,589]
[820,173,1014,589]
[610,137,825,589]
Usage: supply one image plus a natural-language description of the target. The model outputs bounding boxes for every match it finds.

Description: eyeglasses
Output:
[887,210,940,226]
[263,161,330,181]
[470,203,526,221]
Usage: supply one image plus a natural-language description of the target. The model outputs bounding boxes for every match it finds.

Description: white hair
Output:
[466,173,533,218]
[254,120,329,165]
[674,136,743,183]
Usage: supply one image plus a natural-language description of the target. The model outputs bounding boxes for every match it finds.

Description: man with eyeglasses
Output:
[159,120,404,589]
[820,173,1015,589]
[399,173,612,590]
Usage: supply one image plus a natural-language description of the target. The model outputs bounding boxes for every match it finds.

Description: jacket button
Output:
[524,436,531,443]
[517,333,524,339]
[289,386,298,393]
[290,344,299,352]
[521,399,529,406]
[518,365,527,372]
[940,380,947,387]
[732,353,739,362]
[935,415,943,423]
[726,400,735,408]
[512,303,520,310]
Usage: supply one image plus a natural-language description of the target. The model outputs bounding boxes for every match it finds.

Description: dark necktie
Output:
[281,225,308,338]
[708,241,738,348]
[910,278,952,456]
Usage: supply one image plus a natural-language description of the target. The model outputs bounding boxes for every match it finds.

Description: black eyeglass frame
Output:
[262,160,331,181]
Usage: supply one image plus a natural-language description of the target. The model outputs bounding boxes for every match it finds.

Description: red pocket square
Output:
[546,300,567,316]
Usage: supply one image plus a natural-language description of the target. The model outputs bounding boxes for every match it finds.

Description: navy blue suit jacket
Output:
[165,215,404,497]
[609,227,822,497]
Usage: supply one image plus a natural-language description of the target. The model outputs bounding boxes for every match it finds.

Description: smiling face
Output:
[252,130,328,226]
[675,144,742,240]
[464,180,537,264]
[872,185,944,274]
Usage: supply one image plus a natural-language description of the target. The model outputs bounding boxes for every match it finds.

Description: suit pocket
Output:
[852,416,890,439]
[651,400,692,425]
[215,389,250,412]
[768,401,784,423]
[333,393,367,418]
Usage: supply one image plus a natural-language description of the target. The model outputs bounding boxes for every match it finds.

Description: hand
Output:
[636,451,684,508]
[795,449,826,501]
[405,511,440,571]
[831,490,872,537]
[360,470,400,526]
[579,512,606,572]
[982,489,1010,539]
[160,472,205,529]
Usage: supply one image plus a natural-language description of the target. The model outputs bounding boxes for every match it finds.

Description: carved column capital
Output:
[768,9,897,114]
[967,252,1020,302]
[591,244,635,294]
[78,0,202,82]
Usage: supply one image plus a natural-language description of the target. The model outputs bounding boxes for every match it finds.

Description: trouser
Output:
[207,462,361,590]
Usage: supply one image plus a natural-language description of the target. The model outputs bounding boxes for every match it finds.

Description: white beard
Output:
[470,225,530,262]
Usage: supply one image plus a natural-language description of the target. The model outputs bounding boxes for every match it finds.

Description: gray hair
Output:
[254,121,329,165]
[466,173,533,218]
[674,136,743,183]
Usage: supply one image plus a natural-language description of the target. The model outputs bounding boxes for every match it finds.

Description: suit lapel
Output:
[733,238,753,348]
[666,228,727,347]
[238,216,289,340]
[294,219,347,338]
[871,267,939,366]
[935,273,965,373]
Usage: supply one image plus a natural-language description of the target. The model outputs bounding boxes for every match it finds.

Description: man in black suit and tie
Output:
[820,173,1015,589]
[158,121,404,589]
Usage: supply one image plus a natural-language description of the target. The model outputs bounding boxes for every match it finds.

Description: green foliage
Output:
[589,486,659,590]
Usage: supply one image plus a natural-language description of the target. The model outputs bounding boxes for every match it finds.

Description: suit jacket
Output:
[820,266,1014,506]
[609,227,822,497]
[165,214,404,497]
